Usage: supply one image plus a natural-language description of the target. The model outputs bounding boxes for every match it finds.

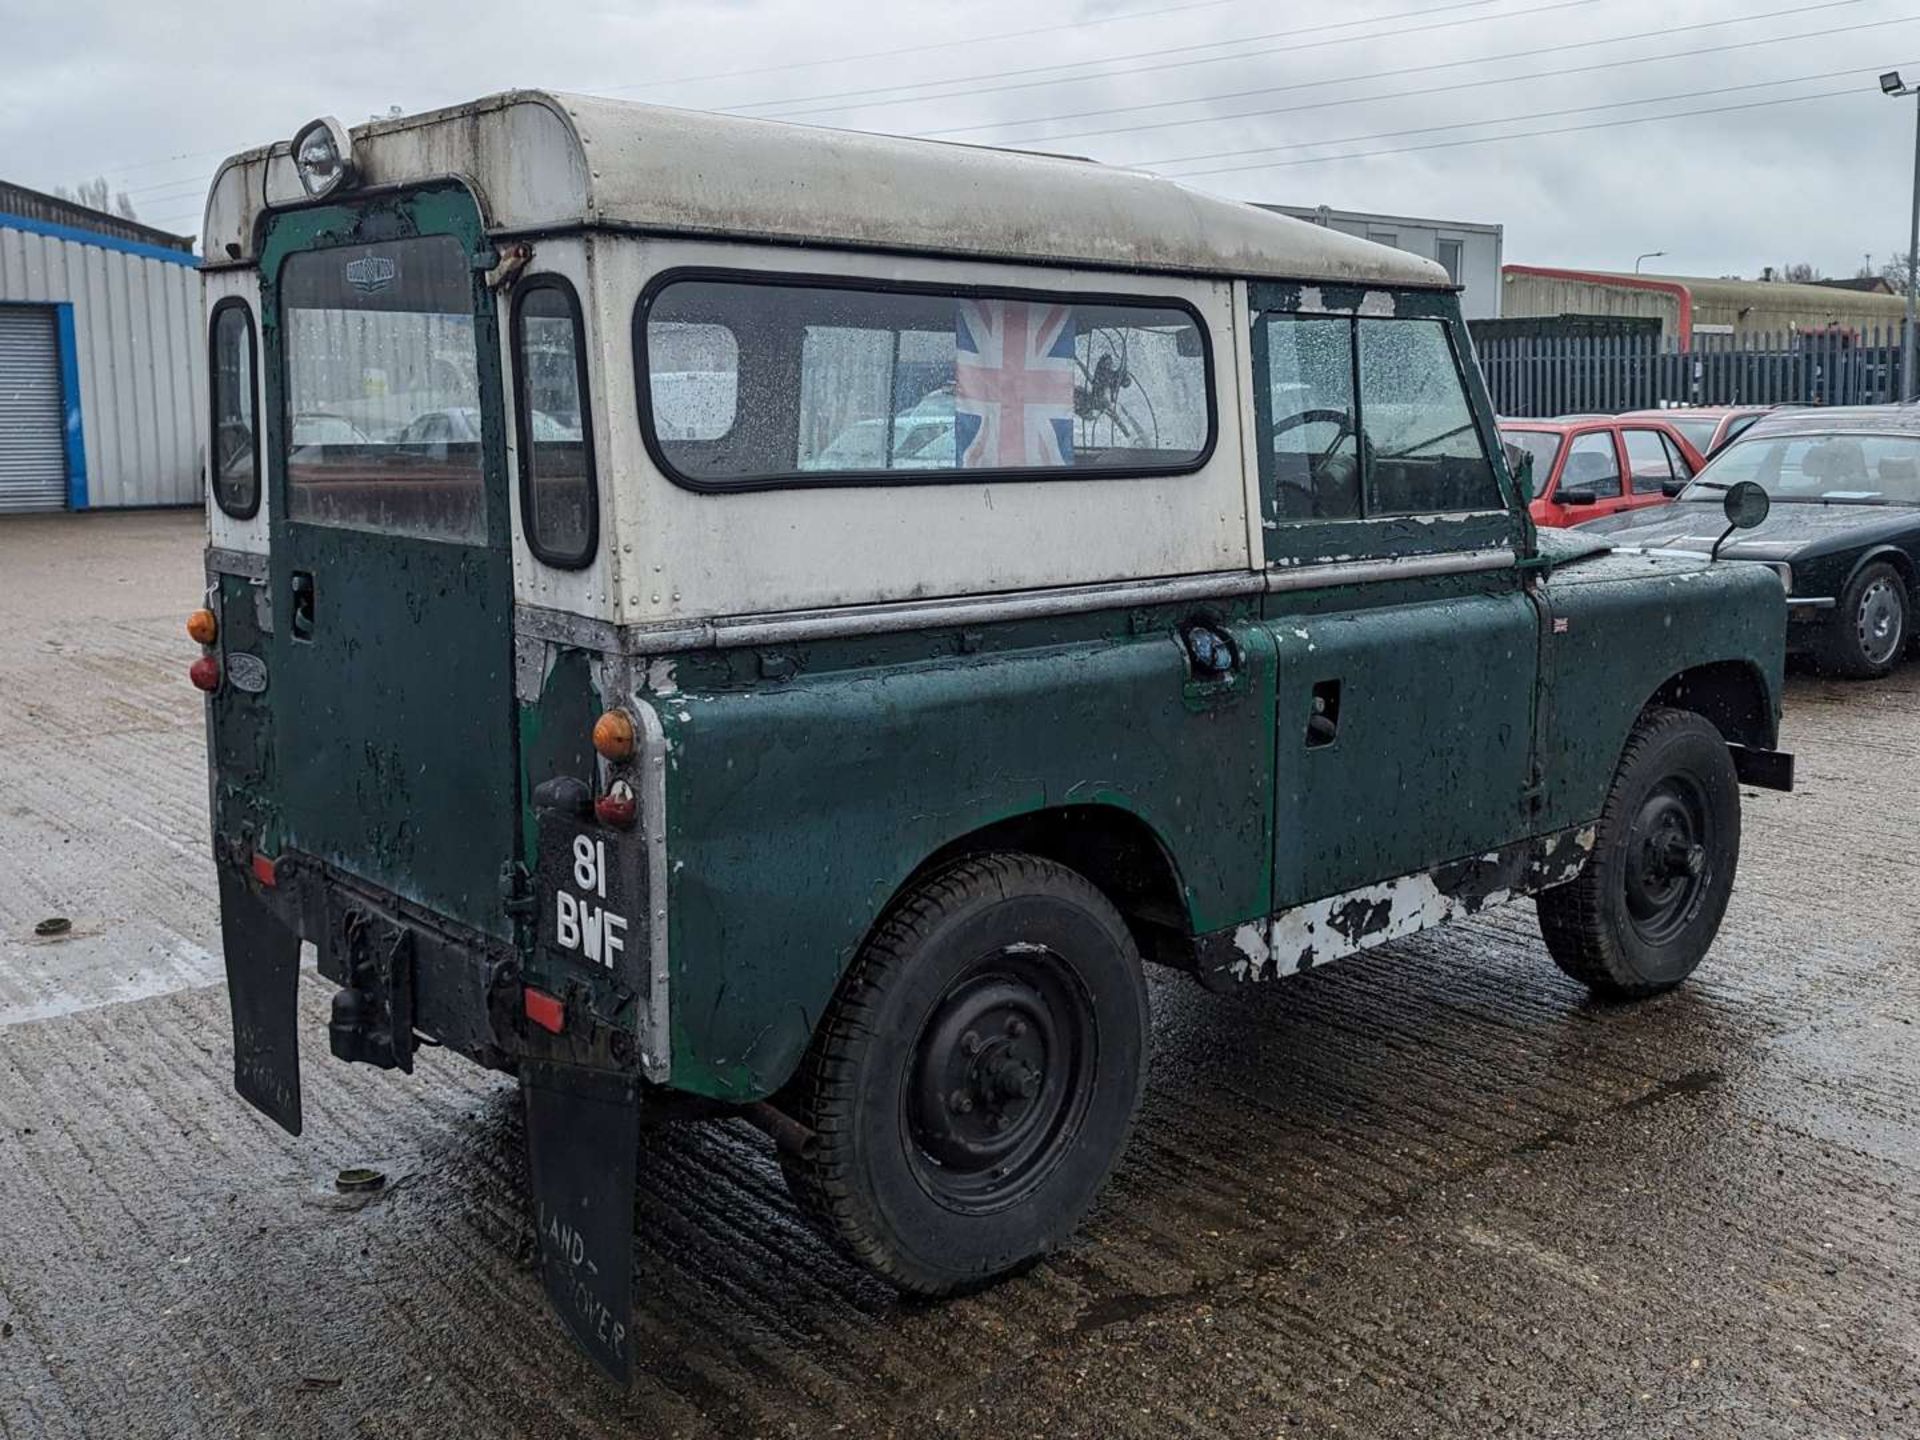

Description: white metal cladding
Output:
[0,306,65,511]
[0,219,204,508]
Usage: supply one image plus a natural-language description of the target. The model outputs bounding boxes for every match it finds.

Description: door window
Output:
[1660,431,1695,478]
[281,235,485,544]
[512,278,597,567]
[210,300,259,518]
[1560,431,1622,500]
[1357,319,1503,515]
[1261,316,1360,519]
[1621,428,1676,494]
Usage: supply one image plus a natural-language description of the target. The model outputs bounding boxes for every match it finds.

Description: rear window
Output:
[1667,416,1720,453]
[281,235,485,544]
[637,275,1213,490]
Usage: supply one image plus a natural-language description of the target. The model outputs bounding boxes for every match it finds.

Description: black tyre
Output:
[1816,560,1908,680]
[1537,707,1741,1000]
[782,852,1149,1295]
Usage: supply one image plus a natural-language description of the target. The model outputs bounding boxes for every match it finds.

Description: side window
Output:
[1659,431,1694,478]
[1356,318,1503,515]
[209,300,259,518]
[1561,432,1622,500]
[1621,428,1676,494]
[638,276,1212,489]
[513,279,597,567]
[1258,315,1360,520]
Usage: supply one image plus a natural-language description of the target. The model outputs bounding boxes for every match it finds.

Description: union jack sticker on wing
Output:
[954,300,1077,468]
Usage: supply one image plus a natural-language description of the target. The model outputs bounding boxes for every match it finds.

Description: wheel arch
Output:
[1843,544,1918,603]
[1645,658,1777,750]
[889,803,1194,957]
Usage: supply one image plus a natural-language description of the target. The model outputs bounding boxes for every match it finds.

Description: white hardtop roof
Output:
[203,90,1449,288]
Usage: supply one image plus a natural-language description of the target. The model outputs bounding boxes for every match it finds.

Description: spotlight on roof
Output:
[291,116,355,199]
[1882,71,1909,97]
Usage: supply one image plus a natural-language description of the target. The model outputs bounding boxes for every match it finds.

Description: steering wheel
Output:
[1270,408,1360,514]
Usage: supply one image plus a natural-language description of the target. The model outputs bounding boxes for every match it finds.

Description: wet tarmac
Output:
[1,509,1915,1438]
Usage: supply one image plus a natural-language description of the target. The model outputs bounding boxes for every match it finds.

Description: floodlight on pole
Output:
[1634,250,1667,274]
[1883,71,1920,401]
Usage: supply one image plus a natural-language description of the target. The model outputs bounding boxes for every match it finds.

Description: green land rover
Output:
[193,93,1793,1378]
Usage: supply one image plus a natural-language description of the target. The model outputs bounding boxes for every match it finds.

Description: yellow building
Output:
[1501,266,1908,345]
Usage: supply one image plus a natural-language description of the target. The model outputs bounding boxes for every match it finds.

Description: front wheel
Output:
[1816,560,1908,680]
[782,853,1149,1295]
[1537,707,1741,1000]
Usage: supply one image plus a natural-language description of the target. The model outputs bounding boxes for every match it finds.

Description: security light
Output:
[291,116,355,199]
[1882,71,1907,96]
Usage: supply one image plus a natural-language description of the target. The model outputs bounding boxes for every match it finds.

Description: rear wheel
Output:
[1537,707,1740,1000]
[782,853,1149,1295]
[1816,560,1908,680]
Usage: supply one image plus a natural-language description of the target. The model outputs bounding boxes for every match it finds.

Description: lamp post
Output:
[1634,250,1667,274]
[1881,71,1920,402]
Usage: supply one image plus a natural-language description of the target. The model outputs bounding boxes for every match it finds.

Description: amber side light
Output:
[186,608,219,645]
[592,709,636,761]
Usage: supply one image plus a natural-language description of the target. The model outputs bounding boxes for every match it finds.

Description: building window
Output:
[209,300,259,519]
[512,277,598,568]
[637,273,1214,490]
[1366,230,1401,251]
[1436,238,1464,285]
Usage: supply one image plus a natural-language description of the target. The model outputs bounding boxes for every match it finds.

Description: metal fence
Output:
[1472,323,1908,417]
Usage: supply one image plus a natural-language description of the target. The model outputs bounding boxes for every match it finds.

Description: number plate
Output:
[531,812,647,1005]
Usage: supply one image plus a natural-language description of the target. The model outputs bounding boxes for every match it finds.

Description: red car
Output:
[1618,405,1776,458]
[1498,416,1707,528]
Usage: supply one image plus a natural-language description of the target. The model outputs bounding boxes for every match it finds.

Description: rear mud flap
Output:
[218,867,303,1136]
[523,1059,641,1384]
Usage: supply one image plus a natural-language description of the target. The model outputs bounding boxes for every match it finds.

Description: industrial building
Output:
[0,182,202,513]
[1258,205,1505,319]
[1500,265,1911,345]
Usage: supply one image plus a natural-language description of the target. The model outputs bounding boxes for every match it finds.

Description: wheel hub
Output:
[906,948,1092,1213]
[1856,577,1905,667]
[1623,782,1710,945]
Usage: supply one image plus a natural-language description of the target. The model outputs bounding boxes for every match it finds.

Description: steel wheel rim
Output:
[1623,776,1711,947]
[1856,577,1905,668]
[903,945,1095,1216]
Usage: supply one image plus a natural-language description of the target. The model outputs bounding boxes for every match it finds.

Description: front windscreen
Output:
[1681,431,1920,506]
[1666,417,1720,453]
[281,236,485,544]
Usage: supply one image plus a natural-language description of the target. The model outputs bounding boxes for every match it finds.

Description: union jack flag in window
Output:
[954,299,1076,468]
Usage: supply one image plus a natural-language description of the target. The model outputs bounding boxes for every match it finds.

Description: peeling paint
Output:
[1223,827,1597,984]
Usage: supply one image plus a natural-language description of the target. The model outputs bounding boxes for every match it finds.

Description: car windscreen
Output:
[1678,432,1920,506]
[1497,428,1562,489]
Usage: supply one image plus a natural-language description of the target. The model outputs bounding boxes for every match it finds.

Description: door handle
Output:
[290,570,316,641]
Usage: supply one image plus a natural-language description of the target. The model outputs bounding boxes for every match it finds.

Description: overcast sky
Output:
[4,0,1916,278]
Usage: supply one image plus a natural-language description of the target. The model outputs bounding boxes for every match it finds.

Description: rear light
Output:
[524,986,566,1035]
[592,708,636,761]
[189,655,221,692]
[594,779,637,829]
[250,852,278,888]
[186,608,219,644]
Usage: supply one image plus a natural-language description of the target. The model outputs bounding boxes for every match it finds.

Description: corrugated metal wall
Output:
[0,218,203,508]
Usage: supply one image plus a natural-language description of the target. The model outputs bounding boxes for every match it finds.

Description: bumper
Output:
[1727,743,1795,792]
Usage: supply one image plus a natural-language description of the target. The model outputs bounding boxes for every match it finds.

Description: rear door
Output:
[261,188,520,938]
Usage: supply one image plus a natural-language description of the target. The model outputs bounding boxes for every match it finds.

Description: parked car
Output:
[1619,406,1777,459]
[1586,405,1920,678]
[1498,416,1705,527]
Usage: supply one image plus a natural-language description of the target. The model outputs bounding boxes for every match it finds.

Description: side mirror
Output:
[1723,479,1770,529]
[1505,447,1537,500]
[1558,487,1598,507]
[1661,478,1688,498]
[1711,480,1771,560]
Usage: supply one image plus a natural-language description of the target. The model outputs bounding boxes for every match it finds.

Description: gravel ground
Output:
[0,509,1914,1439]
